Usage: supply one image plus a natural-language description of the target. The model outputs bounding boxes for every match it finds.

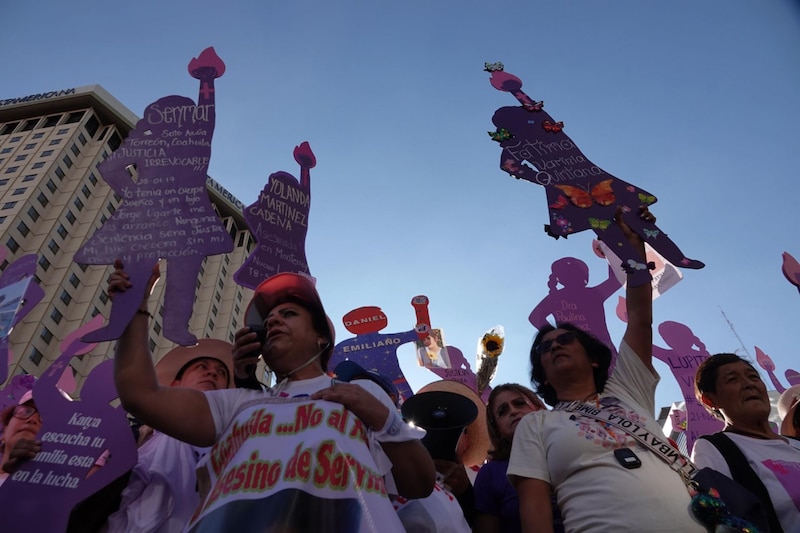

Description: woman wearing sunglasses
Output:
[508,208,705,532]
[0,391,42,487]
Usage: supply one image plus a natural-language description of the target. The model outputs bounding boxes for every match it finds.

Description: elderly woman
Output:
[692,353,800,533]
[109,263,434,532]
[0,390,42,486]
[474,384,556,533]
[507,208,706,532]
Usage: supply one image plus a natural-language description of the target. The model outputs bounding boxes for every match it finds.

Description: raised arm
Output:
[109,260,217,446]
[618,208,654,372]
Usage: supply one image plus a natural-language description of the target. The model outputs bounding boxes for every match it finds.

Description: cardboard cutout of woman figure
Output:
[75,48,233,346]
[529,256,621,361]
[653,320,721,452]
[487,66,704,287]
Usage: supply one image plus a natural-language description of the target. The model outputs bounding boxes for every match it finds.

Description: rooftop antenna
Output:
[719,306,750,358]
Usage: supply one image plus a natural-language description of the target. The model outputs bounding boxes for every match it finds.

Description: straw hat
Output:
[155,339,235,388]
[777,385,800,435]
[416,380,490,467]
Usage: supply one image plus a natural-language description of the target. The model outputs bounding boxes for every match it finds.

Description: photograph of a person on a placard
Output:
[416,329,450,369]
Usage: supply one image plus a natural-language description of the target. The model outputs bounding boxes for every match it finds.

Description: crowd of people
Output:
[2,208,799,532]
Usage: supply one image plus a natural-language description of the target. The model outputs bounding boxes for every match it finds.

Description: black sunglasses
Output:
[535,331,577,355]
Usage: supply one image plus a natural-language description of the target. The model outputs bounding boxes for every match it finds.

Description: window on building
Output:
[208,319,215,331]
[22,174,36,182]
[69,273,79,288]
[71,144,80,157]
[50,308,63,324]
[215,292,221,303]
[0,179,8,186]
[16,221,29,237]
[99,214,107,225]
[32,162,45,169]
[7,237,19,253]
[56,224,67,238]
[63,155,72,168]
[38,255,50,271]
[14,154,27,162]
[3,202,17,209]
[27,206,39,221]
[65,112,84,125]
[149,339,156,352]
[37,193,48,208]
[60,290,72,305]
[23,144,35,150]
[78,263,87,272]
[43,115,61,128]
[153,322,162,335]
[99,290,109,304]
[108,132,122,151]
[65,210,75,224]
[0,148,11,154]
[85,114,100,137]
[28,347,43,365]
[40,327,53,343]
[88,172,98,185]
[0,123,20,135]
[41,150,53,157]
[78,133,87,145]
[55,167,65,180]
[48,239,59,254]
[57,128,69,135]
[21,120,38,132]
[74,197,84,211]
[12,188,26,196]
[32,132,44,139]
[49,139,61,146]
[5,166,19,174]
[81,184,90,198]
[46,179,56,193]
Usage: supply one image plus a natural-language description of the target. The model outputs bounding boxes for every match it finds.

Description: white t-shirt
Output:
[191,374,417,533]
[106,431,208,533]
[692,432,800,532]
[508,341,705,532]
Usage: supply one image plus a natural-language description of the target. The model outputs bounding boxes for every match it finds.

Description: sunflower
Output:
[481,332,504,358]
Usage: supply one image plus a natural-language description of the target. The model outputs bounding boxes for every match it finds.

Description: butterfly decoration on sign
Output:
[542,120,564,133]
[524,100,544,112]
[643,228,660,239]
[588,217,612,230]
[638,193,656,205]
[484,61,504,72]
[552,179,616,209]
[488,127,513,142]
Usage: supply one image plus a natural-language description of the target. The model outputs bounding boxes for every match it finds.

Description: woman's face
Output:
[424,334,440,351]
[3,402,42,458]
[703,361,770,424]
[492,390,544,441]
[262,303,322,372]
[538,329,593,384]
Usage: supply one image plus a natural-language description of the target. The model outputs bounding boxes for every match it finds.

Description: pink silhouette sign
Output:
[755,346,800,392]
[234,143,316,289]
[529,255,621,359]
[653,320,722,452]
[486,64,704,287]
[0,336,137,532]
[74,47,234,346]
[328,297,431,402]
[782,251,800,294]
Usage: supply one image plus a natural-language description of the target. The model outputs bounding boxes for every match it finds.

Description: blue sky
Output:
[3,1,800,411]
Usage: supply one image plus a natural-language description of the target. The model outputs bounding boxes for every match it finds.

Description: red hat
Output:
[245,273,335,368]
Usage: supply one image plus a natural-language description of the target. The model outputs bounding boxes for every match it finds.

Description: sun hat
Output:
[155,339,235,388]
[415,380,491,467]
[244,272,335,367]
[777,385,800,434]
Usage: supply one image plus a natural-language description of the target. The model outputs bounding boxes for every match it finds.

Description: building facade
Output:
[0,85,254,390]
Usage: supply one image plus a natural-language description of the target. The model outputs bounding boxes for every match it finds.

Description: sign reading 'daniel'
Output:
[485,63,704,288]
[74,47,234,347]
[234,143,316,289]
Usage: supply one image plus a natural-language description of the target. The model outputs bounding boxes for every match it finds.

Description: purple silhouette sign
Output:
[0,331,137,533]
[234,143,316,289]
[782,251,800,294]
[328,297,431,402]
[653,320,722,452]
[529,255,621,359]
[74,47,234,346]
[0,251,44,385]
[427,346,491,403]
[755,346,800,393]
[486,64,704,287]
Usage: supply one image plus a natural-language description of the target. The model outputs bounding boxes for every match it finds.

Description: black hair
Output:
[274,296,333,371]
[694,353,757,420]
[486,383,543,460]
[174,357,230,386]
[529,323,612,407]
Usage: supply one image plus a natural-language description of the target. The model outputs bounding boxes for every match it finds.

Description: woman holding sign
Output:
[108,264,434,532]
[508,208,706,532]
